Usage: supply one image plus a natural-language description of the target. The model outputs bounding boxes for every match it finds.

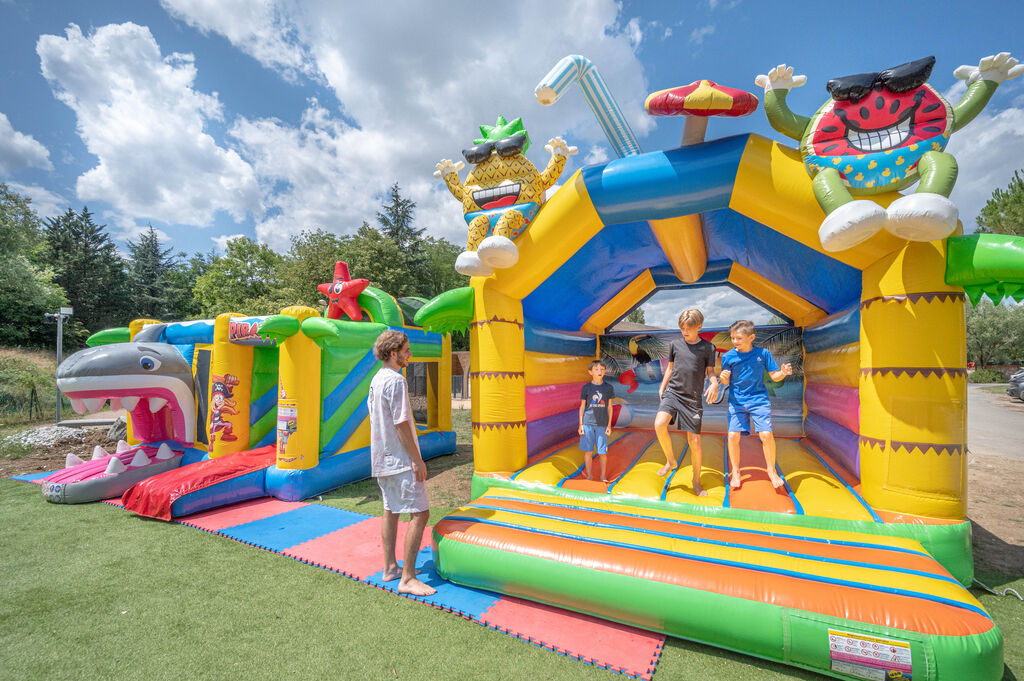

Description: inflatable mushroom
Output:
[645,80,759,146]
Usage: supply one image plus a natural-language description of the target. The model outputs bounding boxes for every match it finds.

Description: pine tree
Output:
[43,207,130,335]
[377,183,424,252]
[976,170,1024,236]
[126,226,179,319]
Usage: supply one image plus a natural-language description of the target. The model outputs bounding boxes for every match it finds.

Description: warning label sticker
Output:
[828,629,912,680]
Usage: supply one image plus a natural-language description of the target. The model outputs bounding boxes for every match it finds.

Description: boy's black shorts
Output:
[658,391,703,434]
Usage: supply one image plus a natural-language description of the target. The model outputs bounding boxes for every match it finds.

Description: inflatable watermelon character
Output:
[756,53,1023,252]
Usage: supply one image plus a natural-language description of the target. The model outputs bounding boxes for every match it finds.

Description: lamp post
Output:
[43,306,73,424]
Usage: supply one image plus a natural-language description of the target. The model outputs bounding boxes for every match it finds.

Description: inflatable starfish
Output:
[318,261,369,321]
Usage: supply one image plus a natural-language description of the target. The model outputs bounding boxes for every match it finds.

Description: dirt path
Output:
[968,383,1024,461]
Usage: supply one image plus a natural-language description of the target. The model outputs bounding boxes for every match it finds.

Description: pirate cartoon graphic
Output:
[209,373,239,442]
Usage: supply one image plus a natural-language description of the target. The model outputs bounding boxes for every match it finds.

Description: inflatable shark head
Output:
[56,324,196,444]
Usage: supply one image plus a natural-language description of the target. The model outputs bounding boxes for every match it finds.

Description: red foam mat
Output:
[178,498,307,533]
[479,596,664,680]
[282,516,431,580]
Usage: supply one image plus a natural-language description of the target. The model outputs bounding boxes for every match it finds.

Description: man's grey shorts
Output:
[376,469,429,514]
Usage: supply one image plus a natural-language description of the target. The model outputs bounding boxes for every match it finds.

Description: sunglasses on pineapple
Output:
[462,133,528,164]
[826,56,936,103]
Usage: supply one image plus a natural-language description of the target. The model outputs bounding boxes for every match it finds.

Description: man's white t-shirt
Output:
[367,366,414,477]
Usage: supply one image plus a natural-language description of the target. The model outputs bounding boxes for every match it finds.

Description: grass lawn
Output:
[2,409,1021,680]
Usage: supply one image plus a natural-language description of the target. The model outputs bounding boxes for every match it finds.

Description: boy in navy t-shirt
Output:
[719,320,792,490]
[579,360,614,482]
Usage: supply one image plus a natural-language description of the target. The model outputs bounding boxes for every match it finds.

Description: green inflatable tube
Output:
[946,233,1024,305]
[414,287,474,334]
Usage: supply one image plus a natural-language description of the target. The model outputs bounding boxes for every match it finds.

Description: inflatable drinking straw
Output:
[535,55,642,158]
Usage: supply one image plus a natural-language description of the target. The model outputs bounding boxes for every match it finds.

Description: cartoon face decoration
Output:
[801,57,953,193]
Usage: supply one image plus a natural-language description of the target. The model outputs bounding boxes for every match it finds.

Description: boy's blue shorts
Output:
[580,425,608,454]
[727,399,773,435]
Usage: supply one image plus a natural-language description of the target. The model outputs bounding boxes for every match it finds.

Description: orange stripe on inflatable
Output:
[434,519,992,637]
[470,497,953,579]
[726,437,795,514]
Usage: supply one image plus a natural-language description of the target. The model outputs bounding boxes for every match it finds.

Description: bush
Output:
[0,348,60,422]
[968,368,1007,383]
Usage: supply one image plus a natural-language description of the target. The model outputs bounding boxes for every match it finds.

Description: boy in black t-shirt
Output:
[655,309,719,497]
[579,359,615,482]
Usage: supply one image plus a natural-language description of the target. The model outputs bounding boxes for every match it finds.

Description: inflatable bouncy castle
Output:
[46,270,456,519]
[423,54,1024,680]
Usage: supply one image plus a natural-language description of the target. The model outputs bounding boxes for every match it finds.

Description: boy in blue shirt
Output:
[718,320,792,490]
[579,359,614,481]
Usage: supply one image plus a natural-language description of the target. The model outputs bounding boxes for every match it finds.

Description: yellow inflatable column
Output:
[435,334,453,432]
[208,313,252,458]
[276,306,322,470]
[471,281,526,474]
[859,241,967,519]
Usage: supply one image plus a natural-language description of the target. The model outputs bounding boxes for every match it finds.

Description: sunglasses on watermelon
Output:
[462,133,528,164]
[826,56,936,103]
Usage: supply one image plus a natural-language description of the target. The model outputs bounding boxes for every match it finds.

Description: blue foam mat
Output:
[11,471,53,482]
[364,546,501,619]
[219,504,367,552]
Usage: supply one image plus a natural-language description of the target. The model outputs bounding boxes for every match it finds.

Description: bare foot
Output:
[398,577,437,596]
[730,474,742,490]
[770,474,786,489]
[692,480,707,497]
[656,463,674,477]
[381,567,402,582]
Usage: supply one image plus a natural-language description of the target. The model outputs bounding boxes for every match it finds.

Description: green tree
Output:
[966,300,1024,366]
[192,237,290,316]
[625,308,647,325]
[44,207,129,338]
[163,250,216,320]
[976,169,1024,236]
[377,183,424,252]
[126,226,179,319]
[277,229,347,308]
[340,223,413,297]
[421,236,468,298]
[0,184,70,347]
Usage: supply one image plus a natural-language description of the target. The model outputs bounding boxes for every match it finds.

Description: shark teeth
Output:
[70,398,87,415]
[105,457,127,475]
[65,453,85,467]
[92,445,109,460]
[110,398,122,411]
[116,440,132,453]
[82,398,106,414]
[120,396,140,411]
[155,443,174,460]
[148,397,168,413]
[128,450,151,468]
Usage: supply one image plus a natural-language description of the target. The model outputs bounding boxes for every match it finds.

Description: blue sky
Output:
[1,0,1022,326]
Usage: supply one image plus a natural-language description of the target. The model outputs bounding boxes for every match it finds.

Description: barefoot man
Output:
[368,330,436,596]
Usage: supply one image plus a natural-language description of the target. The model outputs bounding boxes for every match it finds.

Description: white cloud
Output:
[641,287,774,329]
[624,17,643,49]
[689,24,716,46]
[36,23,262,231]
[160,0,653,249]
[212,233,246,252]
[944,103,1024,231]
[159,0,314,81]
[584,145,611,165]
[6,182,69,219]
[0,112,53,174]
[663,27,673,40]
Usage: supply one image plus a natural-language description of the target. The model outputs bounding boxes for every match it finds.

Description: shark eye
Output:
[139,356,162,371]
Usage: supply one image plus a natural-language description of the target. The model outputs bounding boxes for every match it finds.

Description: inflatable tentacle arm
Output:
[538,137,576,190]
[950,53,1022,132]
[434,159,466,202]
[756,65,809,141]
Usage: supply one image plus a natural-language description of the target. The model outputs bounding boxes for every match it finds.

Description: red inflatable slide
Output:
[122,446,277,521]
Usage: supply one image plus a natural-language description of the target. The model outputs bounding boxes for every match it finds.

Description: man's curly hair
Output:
[373,329,409,361]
